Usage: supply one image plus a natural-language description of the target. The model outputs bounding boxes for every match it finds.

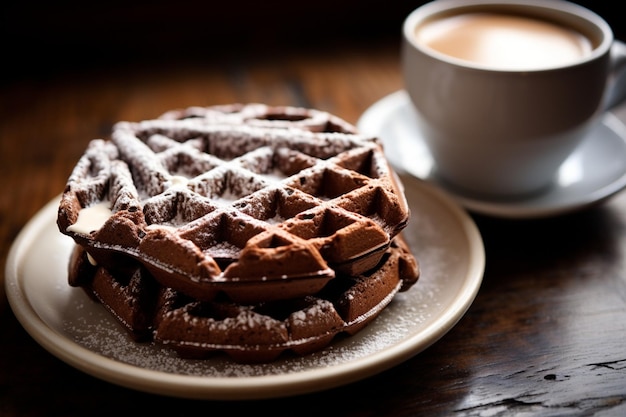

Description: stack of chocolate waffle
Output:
[58,103,419,363]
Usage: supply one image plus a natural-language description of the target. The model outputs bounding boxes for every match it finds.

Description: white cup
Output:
[402,0,626,197]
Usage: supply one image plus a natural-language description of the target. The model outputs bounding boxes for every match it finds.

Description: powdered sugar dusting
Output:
[62,278,440,377]
[17,173,483,397]
[48,104,482,382]
[58,104,411,309]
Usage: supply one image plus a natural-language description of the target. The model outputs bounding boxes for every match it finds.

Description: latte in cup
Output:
[414,12,594,70]
[402,0,626,197]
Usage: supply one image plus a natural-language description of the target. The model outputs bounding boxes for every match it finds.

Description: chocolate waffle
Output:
[69,235,418,362]
[58,103,419,362]
[58,103,412,302]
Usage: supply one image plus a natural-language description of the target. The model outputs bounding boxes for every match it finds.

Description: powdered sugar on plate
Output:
[8,175,484,398]
[60,271,439,377]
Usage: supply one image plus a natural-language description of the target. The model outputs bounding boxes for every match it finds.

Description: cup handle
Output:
[603,40,626,111]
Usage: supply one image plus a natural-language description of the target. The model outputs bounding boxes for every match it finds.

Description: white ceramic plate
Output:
[5,177,484,400]
[358,90,626,219]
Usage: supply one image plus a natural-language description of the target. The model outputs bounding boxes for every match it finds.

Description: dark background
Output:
[1,1,624,85]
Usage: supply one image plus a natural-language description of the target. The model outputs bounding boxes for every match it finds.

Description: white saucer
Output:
[358,90,626,219]
[5,179,484,400]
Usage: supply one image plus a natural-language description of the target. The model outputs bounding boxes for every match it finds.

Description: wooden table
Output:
[2,34,626,415]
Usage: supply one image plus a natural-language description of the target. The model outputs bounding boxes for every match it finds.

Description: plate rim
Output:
[4,180,484,400]
[358,90,626,219]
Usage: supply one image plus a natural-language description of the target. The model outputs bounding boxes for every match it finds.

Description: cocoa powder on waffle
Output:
[58,103,419,362]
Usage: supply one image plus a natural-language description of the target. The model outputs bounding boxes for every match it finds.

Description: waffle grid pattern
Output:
[58,104,410,304]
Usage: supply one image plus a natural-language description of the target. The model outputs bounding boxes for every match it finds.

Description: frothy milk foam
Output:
[414,12,593,70]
